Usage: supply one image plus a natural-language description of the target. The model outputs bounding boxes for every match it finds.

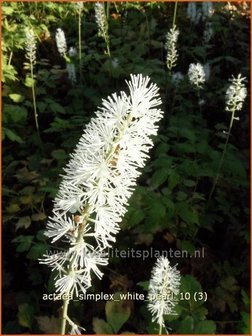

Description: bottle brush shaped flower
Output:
[25,27,39,132]
[94,2,110,55]
[208,74,247,202]
[165,25,179,71]
[148,256,181,334]
[40,74,163,334]
[188,62,206,89]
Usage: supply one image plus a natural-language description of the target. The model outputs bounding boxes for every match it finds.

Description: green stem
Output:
[159,323,162,335]
[78,10,82,85]
[106,2,110,20]
[208,109,236,203]
[30,62,39,133]
[172,2,178,27]
[60,293,70,334]
[8,51,13,65]
[60,206,90,335]
[106,38,111,57]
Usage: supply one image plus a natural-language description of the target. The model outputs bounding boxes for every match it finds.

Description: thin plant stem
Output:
[8,51,13,65]
[106,39,111,57]
[106,2,110,21]
[208,109,236,203]
[60,206,90,335]
[172,2,178,27]
[105,3,111,57]
[30,62,39,132]
[60,293,70,334]
[159,323,162,335]
[78,9,82,85]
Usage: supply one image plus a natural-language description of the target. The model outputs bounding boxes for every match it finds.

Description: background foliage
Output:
[2,1,250,334]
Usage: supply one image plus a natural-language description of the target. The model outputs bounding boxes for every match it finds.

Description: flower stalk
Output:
[208,74,247,203]
[94,2,110,56]
[40,74,163,334]
[76,2,84,84]
[148,256,181,335]
[25,28,39,133]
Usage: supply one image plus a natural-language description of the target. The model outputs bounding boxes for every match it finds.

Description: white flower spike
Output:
[40,74,163,333]
[165,26,179,71]
[25,28,36,65]
[225,74,247,112]
[188,62,206,89]
[56,28,67,56]
[94,2,108,38]
[148,256,181,330]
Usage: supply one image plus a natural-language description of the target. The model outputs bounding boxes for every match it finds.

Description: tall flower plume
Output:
[225,74,247,112]
[148,256,181,330]
[188,62,206,89]
[25,28,36,65]
[94,2,108,38]
[55,28,67,56]
[165,25,179,71]
[40,74,163,332]
[94,2,110,55]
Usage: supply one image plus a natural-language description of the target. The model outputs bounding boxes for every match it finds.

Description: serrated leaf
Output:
[16,216,31,231]
[12,235,34,252]
[31,212,47,221]
[27,243,49,260]
[6,203,20,213]
[151,168,169,188]
[241,312,250,334]
[24,77,35,87]
[177,316,194,334]
[93,318,113,334]
[180,275,205,312]
[4,128,23,143]
[194,320,216,334]
[9,93,25,103]
[51,149,67,161]
[2,6,14,15]
[137,281,149,291]
[176,202,199,225]
[105,293,131,333]
[18,303,34,329]
[37,316,60,334]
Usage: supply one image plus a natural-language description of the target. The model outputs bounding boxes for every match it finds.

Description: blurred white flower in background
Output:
[67,63,77,85]
[171,71,184,85]
[187,2,201,24]
[225,74,247,112]
[56,28,67,56]
[94,2,107,37]
[202,2,214,19]
[188,62,206,89]
[69,46,77,58]
[165,25,179,71]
